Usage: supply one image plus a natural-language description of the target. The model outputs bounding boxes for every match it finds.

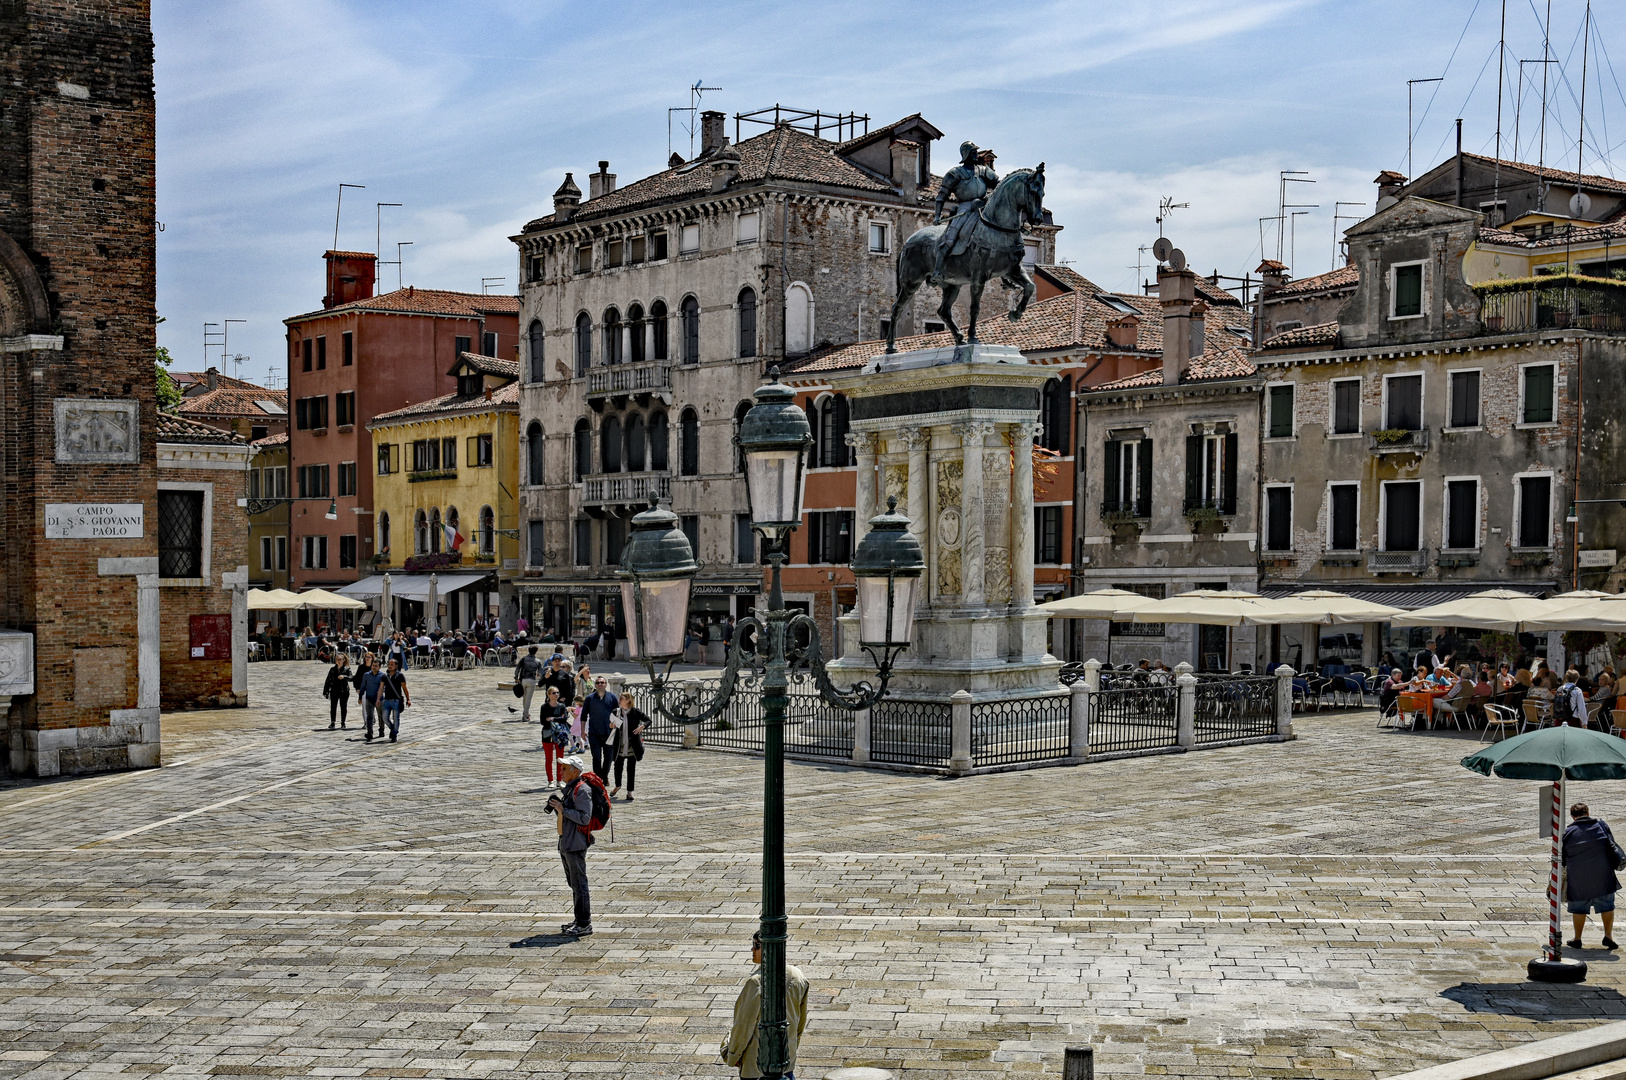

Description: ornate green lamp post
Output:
[619,372,924,1080]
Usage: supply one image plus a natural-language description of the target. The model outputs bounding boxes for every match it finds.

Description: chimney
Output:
[668,151,685,169]
[890,139,920,201]
[1255,260,1289,296]
[1158,265,1197,385]
[205,366,219,390]
[1105,314,1140,350]
[553,173,582,223]
[322,249,377,309]
[700,110,727,156]
[710,144,741,193]
[589,160,616,200]
[1374,170,1406,210]
[1189,300,1207,359]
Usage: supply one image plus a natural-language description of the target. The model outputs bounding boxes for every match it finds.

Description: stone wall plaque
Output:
[0,630,35,696]
[1579,549,1617,568]
[55,398,139,463]
[45,503,144,539]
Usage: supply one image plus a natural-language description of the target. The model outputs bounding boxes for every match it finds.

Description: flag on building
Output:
[444,522,464,550]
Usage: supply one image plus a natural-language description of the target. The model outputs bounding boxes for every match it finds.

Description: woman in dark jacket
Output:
[609,692,646,801]
[322,655,352,730]
[1562,801,1622,949]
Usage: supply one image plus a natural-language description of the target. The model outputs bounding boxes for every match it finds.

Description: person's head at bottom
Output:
[751,930,762,965]
[1573,802,1592,820]
[558,756,583,783]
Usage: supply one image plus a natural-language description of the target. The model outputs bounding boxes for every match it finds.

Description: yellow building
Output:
[365,354,521,630]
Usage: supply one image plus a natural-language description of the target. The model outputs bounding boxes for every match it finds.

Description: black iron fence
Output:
[1475,273,1626,335]
[627,677,853,760]
[1193,674,1278,743]
[971,694,1070,767]
[871,698,952,768]
[1088,684,1178,755]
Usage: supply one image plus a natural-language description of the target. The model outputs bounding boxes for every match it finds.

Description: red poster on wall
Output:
[189,614,231,660]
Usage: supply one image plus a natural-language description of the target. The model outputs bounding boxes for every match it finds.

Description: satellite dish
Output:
[1570,191,1592,218]
[1168,248,1187,272]
[1152,237,1173,262]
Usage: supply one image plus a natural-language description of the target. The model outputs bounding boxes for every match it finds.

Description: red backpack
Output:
[568,773,612,836]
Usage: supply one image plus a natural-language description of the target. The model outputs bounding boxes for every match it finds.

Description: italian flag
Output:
[444,522,465,550]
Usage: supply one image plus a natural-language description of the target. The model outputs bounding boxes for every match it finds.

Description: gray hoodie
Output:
[556,777,595,853]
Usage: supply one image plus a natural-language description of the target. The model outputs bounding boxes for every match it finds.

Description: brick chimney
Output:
[322,250,377,309]
[701,110,727,156]
[1375,170,1407,201]
[1255,260,1289,296]
[1105,314,1139,350]
[1190,300,1207,359]
[710,144,741,193]
[553,173,581,223]
[589,161,616,200]
[1158,265,1197,385]
[204,367,219,390]
[890,139,920,201]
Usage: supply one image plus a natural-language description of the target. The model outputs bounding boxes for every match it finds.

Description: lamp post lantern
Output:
[619,372,924,1080]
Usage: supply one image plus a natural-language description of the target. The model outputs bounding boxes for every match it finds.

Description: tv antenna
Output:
[1289,209,1316,271]
[668,80,722,160]
[395,241,413,290]
[1276,170,1314,263]
[1406,77,1442,181]
[376,202,401,266]
[333,183,365,251]
[1514,58,1557,167]
[482,277,507,294]
[1331,202,1365,270]
[1156,197,1188,239]
[1132,244,1151,290]
[223,319,246,373]
[203,322,223,367]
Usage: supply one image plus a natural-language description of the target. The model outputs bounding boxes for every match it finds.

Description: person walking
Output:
[548,755,600,937]
[582,675,619,782]
[515,645,545,722]
[357,655,385,739]
[609,691,646,801]
[376,657,411,742]
[1563,801,1623,950]
[720,931,810,1079]
[322,654,352,730]
[539,685,570,785]
[544,655,575,706]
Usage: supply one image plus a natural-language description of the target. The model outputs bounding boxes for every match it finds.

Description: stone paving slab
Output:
[0,661,1623,1077]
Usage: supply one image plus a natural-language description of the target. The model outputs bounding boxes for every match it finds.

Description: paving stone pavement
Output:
[2,661,1625,1079]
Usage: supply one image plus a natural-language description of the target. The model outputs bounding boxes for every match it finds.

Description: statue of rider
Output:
[931,141,1000,284]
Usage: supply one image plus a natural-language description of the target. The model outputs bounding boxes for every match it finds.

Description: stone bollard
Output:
[682,677,702,749]
[948,689,973,776]
[852,707,871,764]
[1069,680,1090,762]
[1175,662,1197,750]
[1083,657,1101,692]
[1274,664,1296,739]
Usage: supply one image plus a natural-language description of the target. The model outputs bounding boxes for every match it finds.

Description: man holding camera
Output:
[547,755,595,937]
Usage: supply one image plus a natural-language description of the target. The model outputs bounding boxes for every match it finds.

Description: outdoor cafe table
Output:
[1399,687,1451,728]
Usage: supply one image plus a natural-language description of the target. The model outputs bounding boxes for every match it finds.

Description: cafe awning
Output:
[334,573,490,601]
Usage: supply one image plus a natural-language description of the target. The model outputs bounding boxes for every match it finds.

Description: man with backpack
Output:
[548,754,609,937]
[1556,669,1589,726]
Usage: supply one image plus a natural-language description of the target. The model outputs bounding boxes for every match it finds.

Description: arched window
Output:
[603,307,622,365]
[785,283,813,354]
[817,394,852,467]
[526,420,545,485]
[733,399,752,473]
[651,300,669,361]
[649,411,669,471]
[414,509,428,554]
[1040,376,1071,452]
[680,296,699,365]
[429,507,443,553]
[527,319,545,382]
[627,413,646,472]
[680,408,700,476]
[573,418,592,479]
[627,304,645,365]
[379,510,391,554]
[601,415,622,473]
[737,287,757,358]
[574,312,592,376]
[480,505,495,555]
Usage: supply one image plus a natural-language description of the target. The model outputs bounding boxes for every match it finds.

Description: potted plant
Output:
[1185,505,1228,535]
[1371,428,1410,446]
[1484,314,1504,332]
[1102,507,1142,538]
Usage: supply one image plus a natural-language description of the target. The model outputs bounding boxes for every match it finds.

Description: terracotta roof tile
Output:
[1261,321,1340,350]
[1033,264,1103,294]
[178,385,288,418]
[1193,276,1245,307]
[1478,217,1626,249]
[1453,153,1626,197]
[158,412,247,445]
[453,352,521,379]
[252,431,288,447]
[1092,343,1256,390]
[368,381,520,426]
[287,287,520,324]
[324,249,377,260]
[1269,264,1358,297]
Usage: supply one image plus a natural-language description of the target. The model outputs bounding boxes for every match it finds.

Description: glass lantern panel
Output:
[621,577,691,659]
[745,449,804,526]
[856,574,919,645]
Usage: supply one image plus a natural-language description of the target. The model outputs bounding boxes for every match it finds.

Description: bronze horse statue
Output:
[885,164,1046,353]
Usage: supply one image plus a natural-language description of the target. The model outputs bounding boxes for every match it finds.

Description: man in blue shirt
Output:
[358,657,386,741]
[581,675,619,781]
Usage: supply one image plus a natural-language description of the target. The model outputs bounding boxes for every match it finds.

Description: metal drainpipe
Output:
[1573,340,1583,591]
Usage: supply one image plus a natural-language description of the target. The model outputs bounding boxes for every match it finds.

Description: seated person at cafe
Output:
[1380,668,1408,712]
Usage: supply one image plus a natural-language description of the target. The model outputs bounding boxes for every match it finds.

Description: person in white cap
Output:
[547,755,598,936]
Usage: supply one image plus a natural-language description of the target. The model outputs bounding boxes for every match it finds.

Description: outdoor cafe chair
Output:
[1377,699,1403,729]
[1432,693,1470,730]
[1481,703,1522,742]
[1614,708,1626,734]
[1585,700,1610,733]
[1522,700,1550,731]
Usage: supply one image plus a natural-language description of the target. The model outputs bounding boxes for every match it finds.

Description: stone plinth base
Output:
[830,609,1062,702]
[7,707,161,777]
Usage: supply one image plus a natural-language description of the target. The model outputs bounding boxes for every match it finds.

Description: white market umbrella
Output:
[1246,589,1404,626]
[1391,589,1588,633]
[297,588,368,611]
[1524,596,1626,632]
[426,573,440,633]
[247,588,303,611]
[1038,588,1163,619]
[378,574,394,639]
[1130,589,1273,627]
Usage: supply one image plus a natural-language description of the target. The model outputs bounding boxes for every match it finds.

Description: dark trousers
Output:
[559,848,591,927]
[329,694,348,727]
[361,696,377,736]
[589,735,611,781]
[613,755,636,792]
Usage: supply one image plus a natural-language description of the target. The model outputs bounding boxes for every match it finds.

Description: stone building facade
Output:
[0,1,163,776]
[247,433,290,594]
[511,110,1059,644]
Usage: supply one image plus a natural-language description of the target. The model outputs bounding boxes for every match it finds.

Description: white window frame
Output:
[1512,469,1557,550]
[1441,475,1482,551]
[1115,437,1144,511]
[1263,483,1294,552]
[157,480,213,587]
[301,534,328,570]
[1328,377,1362,438]
[1022,240,1040,269]
[1381,370,1425,430]
[1387,258,1428,320]
[679,223,700,255]
[1517,360,1560,428]
[1263,380,1295,441]
[866,219,890,255]
[1324,481,1360,551]
[1444,367,1484,431]
[1199,433,1225,505]
[1378,479,1424,552]
[735,211,760,246]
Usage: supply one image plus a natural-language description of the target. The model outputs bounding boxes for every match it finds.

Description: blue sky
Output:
[154,0,1626,387]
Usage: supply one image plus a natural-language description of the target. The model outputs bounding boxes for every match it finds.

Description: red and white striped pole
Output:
[1548,775,1564,960]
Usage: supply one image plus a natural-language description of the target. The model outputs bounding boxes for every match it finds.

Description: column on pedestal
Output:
[1009,421,1038,610]
[956,422,990,607]
[848,431,879,546]
[898,427,931,618]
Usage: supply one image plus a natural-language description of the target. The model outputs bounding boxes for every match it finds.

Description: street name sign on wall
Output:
[44,503,144,539]
[1579,549,1618,568]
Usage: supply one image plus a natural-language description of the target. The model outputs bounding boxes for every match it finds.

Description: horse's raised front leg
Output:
[1005,266,1035,321]
[937,283,962,346]
[966,277,984,344]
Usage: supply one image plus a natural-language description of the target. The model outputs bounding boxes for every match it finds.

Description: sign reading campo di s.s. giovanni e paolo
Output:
[44,503,144,539]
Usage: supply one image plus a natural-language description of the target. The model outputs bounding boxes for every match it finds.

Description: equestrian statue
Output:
[885,140,1046,353]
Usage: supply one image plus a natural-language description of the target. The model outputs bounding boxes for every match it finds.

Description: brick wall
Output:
[157,450,248,709]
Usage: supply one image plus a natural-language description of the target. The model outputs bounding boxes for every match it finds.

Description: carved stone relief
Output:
[934,459,963,596]
[55,399,139,464]
[883,463,907,507]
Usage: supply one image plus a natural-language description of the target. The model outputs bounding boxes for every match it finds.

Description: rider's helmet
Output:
[958,141,979,166]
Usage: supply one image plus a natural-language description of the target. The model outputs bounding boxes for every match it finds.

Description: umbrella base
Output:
[1528,956,1587,983]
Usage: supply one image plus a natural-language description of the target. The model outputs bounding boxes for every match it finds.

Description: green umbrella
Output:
[1461,725,1626,983]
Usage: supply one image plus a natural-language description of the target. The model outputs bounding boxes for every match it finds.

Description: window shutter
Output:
[1222,433,1238,513]
[1103,441,1121,510]
[1184,435,1201,509]
[1137,440,1153,516]
[833,395,851,465]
